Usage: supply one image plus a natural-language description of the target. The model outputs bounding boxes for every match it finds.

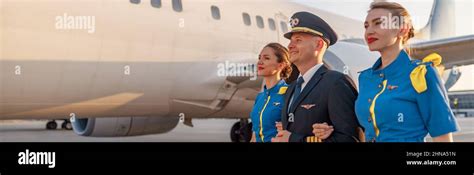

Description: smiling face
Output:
[364,8,405,52]
[287,32,325,66]
[257,46,284,77]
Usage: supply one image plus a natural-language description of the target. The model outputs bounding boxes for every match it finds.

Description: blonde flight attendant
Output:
[313,2,459,142]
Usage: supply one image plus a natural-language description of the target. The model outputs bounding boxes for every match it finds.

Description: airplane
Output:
[0,0,473,142]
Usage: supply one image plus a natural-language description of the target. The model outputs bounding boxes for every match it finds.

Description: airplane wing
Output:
[409,34,474,69]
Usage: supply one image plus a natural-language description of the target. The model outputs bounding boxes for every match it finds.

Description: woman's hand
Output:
[312,122,334,140]
[271,122,290,142]
[432,133,454,142]
[275,122,283,132]
[250,132,256,142]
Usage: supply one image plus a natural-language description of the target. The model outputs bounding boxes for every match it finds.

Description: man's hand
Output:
[312,122,334,140]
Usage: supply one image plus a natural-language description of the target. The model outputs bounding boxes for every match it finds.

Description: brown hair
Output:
[369,2,415,45]
[264,43,292,80]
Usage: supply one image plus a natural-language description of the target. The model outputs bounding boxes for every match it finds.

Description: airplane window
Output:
[256,16,264,29]
[211,6,220,20]
[172,0,183,12]
[130,0,140,4]
[280,21,289,33]
[242,13,251,26]
[151,0,161,8]
[268,18,276,31]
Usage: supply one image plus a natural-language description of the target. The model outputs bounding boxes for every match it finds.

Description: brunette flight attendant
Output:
[250,43,292,142]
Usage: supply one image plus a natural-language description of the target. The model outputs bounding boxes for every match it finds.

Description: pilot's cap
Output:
[284,11,338,46]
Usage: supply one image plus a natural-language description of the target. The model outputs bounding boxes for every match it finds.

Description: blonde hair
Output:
[369,2,415,45]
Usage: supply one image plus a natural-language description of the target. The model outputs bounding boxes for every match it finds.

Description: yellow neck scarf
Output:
[410,53,442,93]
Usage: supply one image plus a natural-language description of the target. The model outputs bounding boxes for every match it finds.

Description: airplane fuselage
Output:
[0,0,366,120]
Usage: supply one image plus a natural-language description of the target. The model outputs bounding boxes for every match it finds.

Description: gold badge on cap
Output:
[290,18,299,28]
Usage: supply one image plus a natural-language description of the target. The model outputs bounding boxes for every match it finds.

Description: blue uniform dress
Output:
[355,50,459,142]
[250,80,288,142]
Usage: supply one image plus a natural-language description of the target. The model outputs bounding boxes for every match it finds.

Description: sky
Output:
[294,0,473,91]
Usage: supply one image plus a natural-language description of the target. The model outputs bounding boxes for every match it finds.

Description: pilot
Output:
[271,12,361,142]
[250,43,292,142]
[313,2,459,142]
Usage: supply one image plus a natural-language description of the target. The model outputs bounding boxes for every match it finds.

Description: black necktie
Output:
[290,77,304,110]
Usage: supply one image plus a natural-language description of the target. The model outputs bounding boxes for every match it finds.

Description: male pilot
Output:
[272,12,361,142]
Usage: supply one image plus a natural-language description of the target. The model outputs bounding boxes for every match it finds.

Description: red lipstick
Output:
[367,37,378,44]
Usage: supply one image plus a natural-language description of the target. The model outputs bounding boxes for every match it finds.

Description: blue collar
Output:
[371,50,411,78]
[263,79,286,94]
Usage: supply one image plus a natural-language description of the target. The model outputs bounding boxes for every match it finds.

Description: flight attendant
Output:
[312,2,459,142]
[250,43,292,142]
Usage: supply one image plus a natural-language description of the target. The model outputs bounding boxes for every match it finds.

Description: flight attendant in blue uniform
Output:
[313,2,459,142]
[250,43,292,142]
